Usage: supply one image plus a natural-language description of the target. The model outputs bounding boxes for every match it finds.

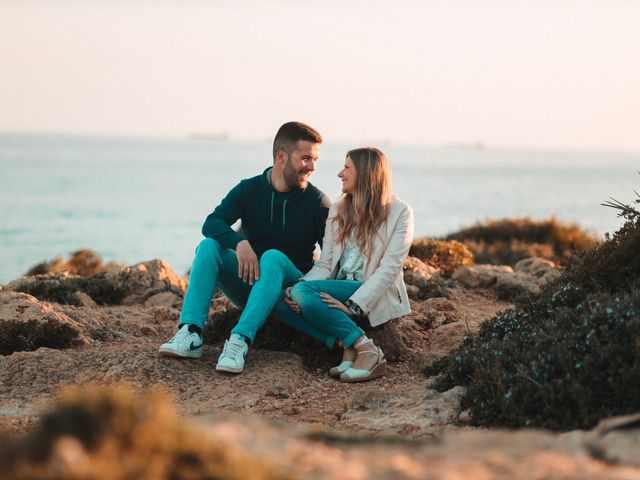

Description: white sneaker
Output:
[158,324,203,358]
[215,334,248,373]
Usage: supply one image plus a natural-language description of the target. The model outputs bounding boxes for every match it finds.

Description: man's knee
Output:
[196,237,224,260]
[259,249,288,267]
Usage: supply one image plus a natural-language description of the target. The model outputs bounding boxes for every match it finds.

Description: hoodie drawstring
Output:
[270,191,275,224]
[282,198,287,230]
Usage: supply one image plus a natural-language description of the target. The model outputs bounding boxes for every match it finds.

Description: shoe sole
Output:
[215,364,244,374]
[158,348,202,359]
[340,361,387,383]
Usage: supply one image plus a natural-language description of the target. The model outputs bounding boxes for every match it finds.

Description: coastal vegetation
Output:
[429,191,640,430]
[409,238,474,275]
[25,249,122,277]
[445,217,599,266]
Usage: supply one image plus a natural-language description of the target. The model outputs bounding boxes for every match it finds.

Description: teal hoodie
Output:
[202,167,331,273]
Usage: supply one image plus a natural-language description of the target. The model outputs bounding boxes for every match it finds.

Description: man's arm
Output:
[201,181,260,284]
[201,182,247,249]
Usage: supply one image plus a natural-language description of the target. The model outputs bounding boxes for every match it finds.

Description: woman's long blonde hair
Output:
[334,147,392,254]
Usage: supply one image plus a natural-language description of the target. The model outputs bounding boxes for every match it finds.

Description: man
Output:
[159,121,333,373]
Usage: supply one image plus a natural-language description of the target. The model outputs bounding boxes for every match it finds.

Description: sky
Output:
[1,0,639,151]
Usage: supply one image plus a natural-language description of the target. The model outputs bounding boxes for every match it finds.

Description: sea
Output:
[1,132,639,284]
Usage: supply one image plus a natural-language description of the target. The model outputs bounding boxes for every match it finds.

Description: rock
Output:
[404,256,440,280]
[428,321,473,359]
[453,259,561,301]
[495,271,541,300]
[143,291,180,308]
[7,259,187,306]
[458,409,471,423]
[406,284,420,299]
[424,297,456,312]
[452,265,513,288]
[0,291,89,354]
[404,257,449,299]
[514,257,561,282]
[495,258,562,300]
[367,321,409,361]
[111,260,188,305]
[71,290,97,307]
[341,386,466,435]
[586,412,640,468]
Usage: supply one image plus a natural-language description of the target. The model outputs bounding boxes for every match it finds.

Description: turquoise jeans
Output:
[179,238,336,348]
[289,280,366,348]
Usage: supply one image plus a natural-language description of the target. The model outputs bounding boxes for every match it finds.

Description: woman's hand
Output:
[284,287,301,313]
[320,292,350,315]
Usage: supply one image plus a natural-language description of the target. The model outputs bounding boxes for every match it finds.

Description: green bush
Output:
[409,238,474,275]
[429,194,640,430]
[446,217,599,266]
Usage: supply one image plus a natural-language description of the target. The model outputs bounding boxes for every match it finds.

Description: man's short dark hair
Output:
[272,121,322,161]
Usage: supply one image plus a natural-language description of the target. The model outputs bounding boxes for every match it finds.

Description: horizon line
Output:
[1,128,639,157]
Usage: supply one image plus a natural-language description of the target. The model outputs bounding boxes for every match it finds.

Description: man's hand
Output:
[284,286,301,313]
[236,240,260,285]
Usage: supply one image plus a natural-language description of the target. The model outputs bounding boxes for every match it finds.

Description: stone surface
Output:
[585,413,640,468]
[515,257,562,282]
[7,259,187,306]
[341,386,466,436]
[0,291,89,354]
[143,291,181,308]
[452,264,514,288]
[453,258,561,301]
[424,297,456,312]
[403,256,449,299]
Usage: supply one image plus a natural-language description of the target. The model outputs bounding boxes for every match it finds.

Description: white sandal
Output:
[339,341,386,383]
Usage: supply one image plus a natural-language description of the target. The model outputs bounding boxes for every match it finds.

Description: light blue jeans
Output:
[179,238,336,348]
[289,280,366,348]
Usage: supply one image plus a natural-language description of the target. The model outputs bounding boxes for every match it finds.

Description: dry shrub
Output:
[446,217,599,266]
[409,238,474,275]
[25,250,122,277]
[0,385,295,480]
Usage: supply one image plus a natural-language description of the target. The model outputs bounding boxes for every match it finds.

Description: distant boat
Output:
[188,132,230,141]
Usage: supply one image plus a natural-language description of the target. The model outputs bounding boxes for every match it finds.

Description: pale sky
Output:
[1,0,639,151]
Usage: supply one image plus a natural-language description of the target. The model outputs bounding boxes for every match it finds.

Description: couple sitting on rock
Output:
[159,122,414,382]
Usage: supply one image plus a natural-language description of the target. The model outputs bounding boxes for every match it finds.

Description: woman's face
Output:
[338,155,357,194]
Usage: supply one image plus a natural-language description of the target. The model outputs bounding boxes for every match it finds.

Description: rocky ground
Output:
[1,257,639,478]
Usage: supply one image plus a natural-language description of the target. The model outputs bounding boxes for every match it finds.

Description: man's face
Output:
[282,140,320,190]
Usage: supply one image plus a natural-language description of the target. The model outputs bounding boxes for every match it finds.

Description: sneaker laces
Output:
[223,340,245,359]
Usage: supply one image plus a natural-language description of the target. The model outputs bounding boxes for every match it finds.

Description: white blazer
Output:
[303,197,414,327]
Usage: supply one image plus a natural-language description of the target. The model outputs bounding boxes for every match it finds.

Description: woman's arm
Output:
[349,202,414,313]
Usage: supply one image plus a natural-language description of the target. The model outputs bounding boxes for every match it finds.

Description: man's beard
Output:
[283,159,310,190]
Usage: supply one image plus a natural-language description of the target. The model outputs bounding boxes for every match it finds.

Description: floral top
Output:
[336,235,364,282]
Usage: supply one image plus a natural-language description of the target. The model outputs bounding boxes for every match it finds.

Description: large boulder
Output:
[452,264,513,288]
[453,258,561,301]
[0,291,89,355]
[7,259,186,306]
[403,256,448,299]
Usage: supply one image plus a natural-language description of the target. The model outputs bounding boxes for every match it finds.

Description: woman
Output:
[284,147,414,382]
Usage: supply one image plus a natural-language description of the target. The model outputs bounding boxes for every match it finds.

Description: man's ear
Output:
[275,148,288,167]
